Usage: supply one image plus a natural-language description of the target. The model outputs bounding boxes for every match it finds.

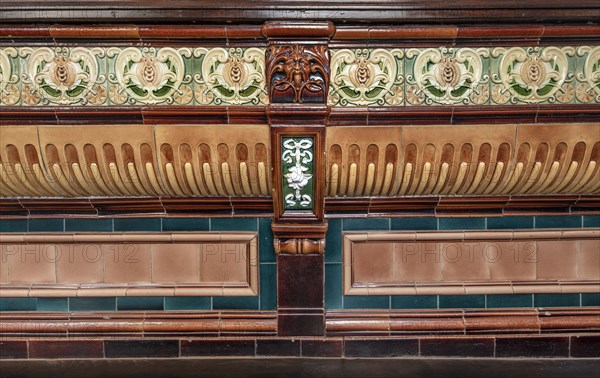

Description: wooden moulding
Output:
[0,1,599,24]
[343,229,600,296]
[0,232,259,297]
[0,311,277,337]
[326,308,600,336]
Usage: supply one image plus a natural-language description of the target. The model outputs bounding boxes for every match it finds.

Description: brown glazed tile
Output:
[495,336,570,357]
[278,314,324,337]
[256,339,300,356]
[301,339,343,357]
[0,340,28,359]
[536,240,578,280]
[103,244,151,284]
[0,246,9,284]
[8,244,57,284]
[570,335,600,358]
[344,338,419,357]
[55,244,103,284]
[395,242,442,282]
[441,242,489,281]
[199,243,247,283]
[152,243,199,283]
[464,315,539,333]
[29,340,103,359]
[578,240,600,280]
[352,242,394,283]
[278,255,323,308]
[420,337,494,357]
[180,339,255,357]
[104,340,179,358]
[489,241,537,281]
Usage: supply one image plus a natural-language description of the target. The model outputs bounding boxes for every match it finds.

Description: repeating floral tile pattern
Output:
[329,46,600,106]
[0,47,267,106]
[2,45,599,107]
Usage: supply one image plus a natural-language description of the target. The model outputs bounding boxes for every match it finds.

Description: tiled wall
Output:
[0,217,276,311]
[325,215,600,310]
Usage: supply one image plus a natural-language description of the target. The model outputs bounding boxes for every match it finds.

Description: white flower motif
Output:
[285,165,311,191]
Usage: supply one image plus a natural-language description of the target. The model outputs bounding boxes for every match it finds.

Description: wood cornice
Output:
[0,1,598,24]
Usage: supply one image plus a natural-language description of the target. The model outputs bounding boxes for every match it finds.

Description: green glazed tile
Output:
[534,293,580,307]
[258,218,275,263]
[391,217,437,231]
[583,216,600,228]
[37,298,69,311]
[535,216,582,229]
[582,293,600,306]
[438,295,485,309]
[28,218,64,232]
[260,263,277,310]
[162,218,210,231]
[438,218,486,230]
[0,298,37,311]
[486,216,534,230]
[391,295,438,309]
[211,218,258,232]
[325,263,343,310]
[0,220,27,232]
[325,219,342,263]
[486,294,533,308]
[114,218,161,232]
[64,219,113,232]
[343,295,389,309]
[342,218,390,231]
[164,297,211,310]
[69,297,116,311]
[212,296,259,310]
[117,297,164,310]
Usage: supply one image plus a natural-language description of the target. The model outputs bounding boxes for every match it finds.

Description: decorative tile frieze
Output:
[329,46,600,106]
[0,47,267,106]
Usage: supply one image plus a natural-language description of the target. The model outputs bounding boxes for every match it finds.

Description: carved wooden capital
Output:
[274,238,325,255]
[271,221,328,255]
[266,44,329,104]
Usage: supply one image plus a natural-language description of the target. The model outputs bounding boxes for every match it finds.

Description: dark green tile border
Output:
[535,216,582,229]
[114,218,161,232]
[391,295,437,309]
[164,297,211,310]
[69,297,116,311]
[28,219,64,232]
[438,217,486,230]
[0,220,27,232]
[36,298,69,311]
[486,216,534,230]
[391,217,437,231]
[325,219,342,263]
[162,218,210,231]
[211,218,258,232]
[486,294,533,308]
[64,219,113,232]
[212,296,259,310]
[117,297,164,310]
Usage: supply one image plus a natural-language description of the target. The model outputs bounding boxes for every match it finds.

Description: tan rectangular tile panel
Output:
[344,230,600,295]
[0,232,258,297]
